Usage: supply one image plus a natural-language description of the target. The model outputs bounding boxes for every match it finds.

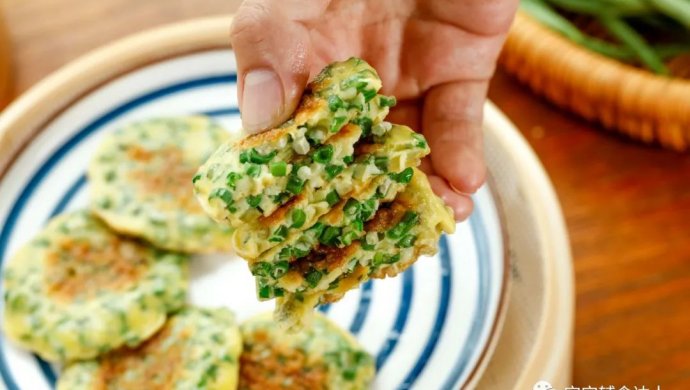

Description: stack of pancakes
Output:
[194,58,455,328]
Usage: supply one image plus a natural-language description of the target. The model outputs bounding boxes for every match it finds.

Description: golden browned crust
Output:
[94,321,187,390]
[127,146,200,212]
[239,329,328,390]
[44,237,148,302]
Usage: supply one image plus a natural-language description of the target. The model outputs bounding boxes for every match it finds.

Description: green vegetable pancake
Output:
[265,169,455,328]
[194,58,401,258]
[239,312,374,390]
[57,307,242,390]
[89,116,233,253]
[2,211,188,362]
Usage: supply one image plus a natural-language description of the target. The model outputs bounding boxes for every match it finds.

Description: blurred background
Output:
[1,0,689,387]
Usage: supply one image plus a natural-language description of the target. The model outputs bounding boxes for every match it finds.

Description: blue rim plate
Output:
[0,22,508,390]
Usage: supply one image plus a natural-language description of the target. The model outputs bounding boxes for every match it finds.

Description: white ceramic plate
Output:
[0,19,507,390]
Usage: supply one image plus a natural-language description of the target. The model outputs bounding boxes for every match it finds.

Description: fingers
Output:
[230,0,330,133]
[420,158,474,221]
[423,80,488,195]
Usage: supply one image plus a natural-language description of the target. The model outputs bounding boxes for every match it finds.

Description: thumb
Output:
[230,0,329,133]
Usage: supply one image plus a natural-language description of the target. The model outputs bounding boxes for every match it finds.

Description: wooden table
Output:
[2,0,690,388]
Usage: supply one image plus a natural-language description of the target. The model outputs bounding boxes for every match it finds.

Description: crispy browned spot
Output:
[239,329,328,390]
[364,200,408,233]
[127,146,201,213]
[94,321,187,390]
[237,126,292,149]
[353,142,383,157]
[258,194,304,228]
[44,237,148,302]
[327,123,358,144]
[290,243,359,278]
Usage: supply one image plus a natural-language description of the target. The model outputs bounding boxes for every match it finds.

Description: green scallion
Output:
[314,144,334,164]
[291,208,306,228]
[269,161,287,177]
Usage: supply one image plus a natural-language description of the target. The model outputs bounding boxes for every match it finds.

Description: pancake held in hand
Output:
[89,116,233,253]
[239,312,374,390]
[265,169,455,328]
[57,307,242,390]
[227,123,429,259]
[194,58,400,257]
[2,211,188,362]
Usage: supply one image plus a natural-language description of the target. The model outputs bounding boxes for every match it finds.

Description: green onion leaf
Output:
[269,161,288,177]
[314,144,334,164]
[286,175,305,195]
[239,150,250,163]
[192,173,202,184]
[320,226,341,246]
[305,269,323,288]
[390,167,414,184]
[247,195,262,208]
[291,208,306,228]
[325,164,345,179]
[374,156,388,172]
[353,116,373,136]
[362,89,377,102]
[344,199,361,216]
[208,188,235,212]
[268,225,289,242]
[326,190,340,207]
[343,155,354,164]
[387,211,419,239]
[272,261,289,279]
[248,148,277,164]
[251,262,272,277]
[328,95,345,112]
[397,234,417,248]
[226,172,242,189]
[330,116,347,133]
[245,163,261,178]
[379,95,397,108]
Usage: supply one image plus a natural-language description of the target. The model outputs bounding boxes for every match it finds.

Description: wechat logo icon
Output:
[533,381,554,390]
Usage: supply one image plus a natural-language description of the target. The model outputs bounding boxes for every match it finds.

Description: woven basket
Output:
[500,11,690,151]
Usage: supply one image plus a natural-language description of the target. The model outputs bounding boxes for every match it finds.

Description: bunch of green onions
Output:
[521,0,690,75]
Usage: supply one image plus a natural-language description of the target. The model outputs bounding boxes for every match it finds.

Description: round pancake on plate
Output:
[239,312,374,390]
[2,211,188,362]
[57,307,242,390]
[89,116,232,253]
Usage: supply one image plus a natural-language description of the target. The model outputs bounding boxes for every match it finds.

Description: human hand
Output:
[230,0,519,221]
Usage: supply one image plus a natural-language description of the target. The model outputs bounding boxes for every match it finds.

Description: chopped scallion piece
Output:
[269,161,287,176]
[269,225,289,242]
[291,208,306,228]
[326,190,340,207]
[314,144,334,164]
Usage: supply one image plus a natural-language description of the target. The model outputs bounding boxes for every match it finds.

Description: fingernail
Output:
[241,69,283,132]
[449,183,465,195]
